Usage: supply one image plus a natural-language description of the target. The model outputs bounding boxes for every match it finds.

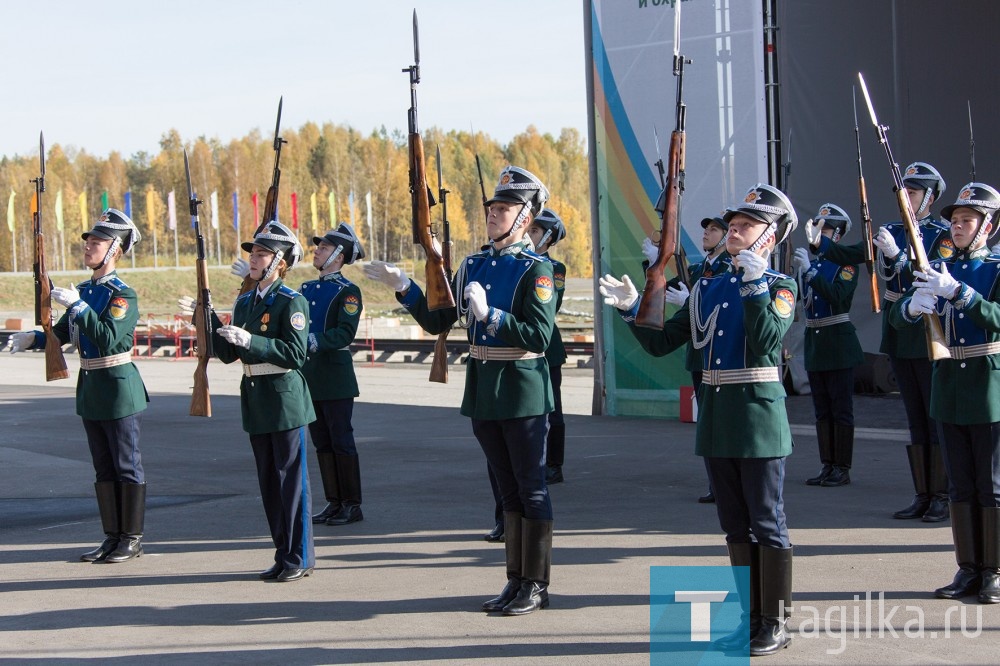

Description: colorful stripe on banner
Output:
[328,191,336,225]
[210,191,219,229]
[232,191,240,230]
[291,192,298,229]
[310,193,318,231]
[7,190,15,232]
[78,191,87,230]
[124,191,132,219]
[55,189,64,231]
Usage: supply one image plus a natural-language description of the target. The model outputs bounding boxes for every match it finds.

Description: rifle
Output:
[185,150,213,417]
[429,145,453,383]
[968,100,976,181]
[239,97,286,295]
[852,87,881,313]
[402,10,454,311]
[653,125,689,287]
[857,72,949,360]
[31,131,70,381]
[636,3,690,329]
[778,129,794,279]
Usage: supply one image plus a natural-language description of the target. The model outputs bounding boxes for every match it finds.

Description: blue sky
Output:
[0,0,588,158]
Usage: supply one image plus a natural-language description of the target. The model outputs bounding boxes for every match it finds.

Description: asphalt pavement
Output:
[0,351,994,665]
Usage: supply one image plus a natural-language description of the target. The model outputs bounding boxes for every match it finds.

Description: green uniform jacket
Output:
[889,250,1000,425]
[398,240,557,420]
[544,254,567,366]
[299,272,362,401]
[801,254,865,372]
[620,266,796,458]
[50,272,148,421]
[212,279,315,435]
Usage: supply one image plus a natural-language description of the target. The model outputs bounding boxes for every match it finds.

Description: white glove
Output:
[913,263,961,299]
[906,288,937,318]
[218,324,252,349]
[873,227,900,259]
[362,260,410,292]
[230,257,250,279]
[736,250,768,282]
[4,331,35,354]
[641,237,659,265]
[792,247,811,275]
[308,333,318,353]
[805,218,824,247]
[177,295,196,315]
[664,281,689,306]
[598,274,639,311]
[51,284,81,308]
[464,282,489,322]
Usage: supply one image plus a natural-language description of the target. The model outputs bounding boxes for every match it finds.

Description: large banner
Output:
[589,0,768,416]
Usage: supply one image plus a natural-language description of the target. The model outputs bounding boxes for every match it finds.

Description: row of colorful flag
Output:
[7,189,374,235]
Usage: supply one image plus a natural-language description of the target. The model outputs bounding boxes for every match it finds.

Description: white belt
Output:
[79,352,132,370]
[947,342,1000,360]
[468,345,544,362]
[243,362,290,377]
[704,367,781,386]
[805,313,851,328]
[884,290,901,303]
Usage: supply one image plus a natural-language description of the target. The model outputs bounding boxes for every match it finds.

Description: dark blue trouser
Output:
[707,456,790,549]
[250,428,315,570]
[309,398,357,456]
[473,416,552,520]
[83,413,144,484]
[940,422,1000,507]
[807,367,855,425]
[890,356,940,447]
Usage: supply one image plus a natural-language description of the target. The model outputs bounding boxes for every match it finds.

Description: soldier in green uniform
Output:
[7,209,149,564]
[212,220,316,582]
[792,204,865,487]
[600,183,798,656]
[890,183,1000,604]
[654,215,732,504]
[364,165,557,616]
[527,209,568,483]
[301,223,366,527]
[811,162,951,521]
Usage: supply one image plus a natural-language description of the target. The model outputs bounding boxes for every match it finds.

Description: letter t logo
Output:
[674,590,729,641]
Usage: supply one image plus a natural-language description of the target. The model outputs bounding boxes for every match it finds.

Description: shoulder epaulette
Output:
[277,284,299,299]
[236,290,254,304]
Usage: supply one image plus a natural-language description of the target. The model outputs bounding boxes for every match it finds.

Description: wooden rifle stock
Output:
[409,133,454,311]
[636,131,682,329]
[239,98,285,295]
[190,257,212,417]
[857,176,881,313]
[896,189,949,360]
[429,145,453,383]
[35,234,69,381]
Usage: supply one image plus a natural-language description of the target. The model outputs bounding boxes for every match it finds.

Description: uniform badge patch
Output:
[535,275,554,303]
[109,297,128,320]
[938,238,955,259]
[290,312,306,331]
[773,289,795,318]
[554,271,565,290]
[344,294,360,316]
[839,265,856,281]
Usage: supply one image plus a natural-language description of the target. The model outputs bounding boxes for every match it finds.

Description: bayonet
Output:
[968,100,976,181]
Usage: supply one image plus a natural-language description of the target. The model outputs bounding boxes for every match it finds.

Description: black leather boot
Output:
[806,420,834,486]
[546,424,565,484]
[749,545,793,656]
[822,423,853,487]
[714,542,759,653]
[503,517,553,615]
[484,520,505,542]
[81,481,120,562]
[312,451,342,524]
[483,511,522,611]
[102,482,145,563]
[327,454,363,525]
[979,508,1000,604]
[935,502,981,599]
[894,445,930,519]
[922,447,950,522]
